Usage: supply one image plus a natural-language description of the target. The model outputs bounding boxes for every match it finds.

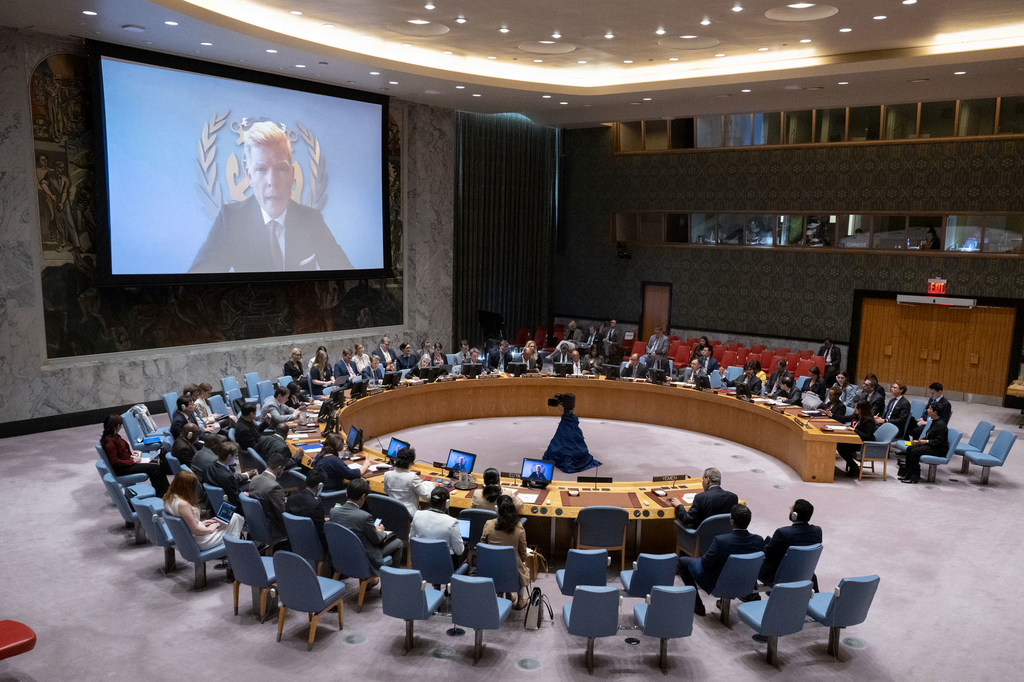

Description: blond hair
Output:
[243,121,292,166]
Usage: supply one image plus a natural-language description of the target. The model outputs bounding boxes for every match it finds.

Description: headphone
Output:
[790,510,799,522]
[185,430,196,442]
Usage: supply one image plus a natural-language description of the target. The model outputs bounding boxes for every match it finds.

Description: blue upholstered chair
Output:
[223,536,277,623]
[963,430,1017,485]
[891,418,930,454]
[162,512,228,589]
[561,585,621,674]
[676,512,731,558]
[954,421,995,471]
[367,493,412,543]
[620,553,679,598]
[380,567,445,653]
[807,574,881,656]
[556,549,609,596]
[919,428,962,483]
[203,483,226,514]
[100,473,147,545]
[410,538,467,589]
[283,512,326,574]
[633,585,696,670]
[276,375,293,389]
[324,522,391,612]
[450,575,513,663]
[221,375,241,397]
[244,372,260,400]
[475,543,522,595]
[709,371,724,388]
[768,543,823,589]
[256,380,274,405]
[737,580,814,664]
[859,422,899,480]
[208,393,230,417]
[164,452,181,476]
[243,447,267,474]
[273,551,345,651]
[239,493,274,551]
[724,366,743,382]
[95,460,154,500]
[576,506,629,571]
[132,496,176,573]
[710,551,765,626]
[119,409,164,452]
[162,392,179,420]
[458,508,496,552]
[95,444,149,488]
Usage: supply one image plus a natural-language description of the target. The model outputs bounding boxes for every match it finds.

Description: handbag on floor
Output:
[524,587,552,630]
[525,546,548,582]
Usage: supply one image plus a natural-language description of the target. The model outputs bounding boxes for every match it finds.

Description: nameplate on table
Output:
[652,474,688,482]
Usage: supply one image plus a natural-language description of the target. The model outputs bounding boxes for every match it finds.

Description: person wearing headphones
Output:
[171,422,203,468]
[410,487,464,568]
[758,498,822,586]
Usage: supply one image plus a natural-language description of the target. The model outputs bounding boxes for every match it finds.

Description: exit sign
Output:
[928,278,947,296]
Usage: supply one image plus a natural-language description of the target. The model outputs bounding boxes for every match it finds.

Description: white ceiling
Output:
[6,0,1024,127]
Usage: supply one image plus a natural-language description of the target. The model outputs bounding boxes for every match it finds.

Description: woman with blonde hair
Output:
[162,469,244,548]
[309,347,335,397]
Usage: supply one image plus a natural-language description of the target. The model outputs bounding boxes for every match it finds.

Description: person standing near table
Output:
[817,337,842,386]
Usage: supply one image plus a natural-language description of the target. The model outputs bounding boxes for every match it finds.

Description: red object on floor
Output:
[0,620,36,660]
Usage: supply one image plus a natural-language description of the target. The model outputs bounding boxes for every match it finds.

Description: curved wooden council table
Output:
[317,376,859,559]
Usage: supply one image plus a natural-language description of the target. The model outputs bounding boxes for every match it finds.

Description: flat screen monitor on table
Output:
[521,458,553,484]
[386,437,410,464]
[445,449,477,475]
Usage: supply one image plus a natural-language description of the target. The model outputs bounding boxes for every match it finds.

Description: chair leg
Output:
[277,605,287,642]
[233,580,240,615]
[960,458,970,474]
[194,561,207,589]
[404,620,414,653]
[133,523,146,545]
[719,598,732,626]
[259,587,271,623]
[163,547,176,573]
[473,629,483,664]
[981,466,991,485]
[308,612,320,651]
[585,636,595,674]
[357,578,369,612]
[658,638,668,670]
[926,464,937,483]
[766,635,778,665]
[336,598,344,630]
[827,625,840,656]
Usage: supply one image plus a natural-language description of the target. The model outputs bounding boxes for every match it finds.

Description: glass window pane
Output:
[666,214,689,243]
[723,113,751,147]
[669,118,695,149]
[690,213,718,244]
[998,96,1024,134]
[696,115,723,148]
[754,112,782,145]
[746,214,775,246]
[785,110,813,144]
[816,108,846,143]
[716,214,748,244]
[805,214,834,247]
[908,215,943,251]
[848,106,881,141]
[919,101,956,139]
[872,215,908,249]
[618,122,643,151]
[638,213,663,243]
[883,103,918,140]
[983,216,1024,253]
[777,215,806,246]
[838,215,871,248]
[614,212,638,242]
[944,216,983,252]
[644,120,669,150]
[958,98,997,136]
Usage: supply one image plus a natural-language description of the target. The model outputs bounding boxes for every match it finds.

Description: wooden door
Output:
[641,283,671,340]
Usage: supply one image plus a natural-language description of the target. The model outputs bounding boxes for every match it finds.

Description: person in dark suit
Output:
[639,326,669,372]
[329,478,404,575]
[332,348,358,390]
[285,469,327,549]
[680,358,704,383]
[372,336,399,371]
[361,354,386,387]
[521,346,543,373]
[205,442,254,508]
[875,380,912,438]
[698,345,719,375]
[170,395,209,441]
[396,342,418,370]
[817,337,842,386]
[837,401,878,477]
[487,340,514,373]
[671,467,739,528]
[819,384,847,421]
[621,352,647,379]
[900,404,949,484]
[257,423,298,469]
[189,121,352,273]
[720,361,763,395]
[759,499,823,585]
[911,382,952,436]
[772,376,801,404]
[549,342,573,365]
[804,366,827,401]
[602,320,623,360]
[233,402,265,454]
[248,453,289,544]
[765,359,794,396]
[677,504,764,615]
[171,422,203,468]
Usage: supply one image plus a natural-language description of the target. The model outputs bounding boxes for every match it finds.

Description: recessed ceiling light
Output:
[732,3,744,12]
[121,25,145,32]
[903,0,917,4]
[442,50,452,54]
[499,26,509,33]
[873,15,887,20]
[758,47,769,51]
[543,95,551,98]
[200,41,212,46]
[370,71,380,75]
[643,97,652,101]
[907,78,929,83]
[577,60,587,64]
[715,53,726,57]
[290,10,302,15]
[539,40,554,44]
[560,101,568,105]
[668,57,679,61]
[408,19,430,25]
[456,16,466,24]
[456,85,465,89]
[605,32,615,39]
[741,88,751,93]
[701,17,711,26]
[473,93,482,97]
[487,55,497,59]
[954,71,966,75]
[656,27,666,35]
[681,35,697,39]
[82,10,97,16]
[389,81,399,85]
[839,27,852,32]
[533,59,543,62]
[402,43,412,47]
[787,3,815,8]
[799,39,812,43]
[265,49,277,53]
[164,21,178,26]
[838,81,848,85]
[424,2,435,9]
[322,24,334,28]
[295,64,306,68]
[552,32,562,39]
[623,60,633,64]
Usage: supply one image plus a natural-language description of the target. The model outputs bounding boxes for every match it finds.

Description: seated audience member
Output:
[461,348,483,374]
[285,381,308,410]
[819,384,847,421]
[488,340,513,374]
[382,446,434,517]
[285,469,327,548]
[262,386,297,427]
[582,345,602,373]
[671,467,738,528]
[622,352,646,379]
[851,376,885,418]
[372,336,399,371]
[191,383,232,431]
[680,357,704,383]
[361,354,386,387]
[408,353,433,380]
[750,359,767,386]
[570,349,588,376]
[602,320,622,360]
[564,320,583,344]
[171,422,203,468]
[330,478,404,574]
[766,359,793,396]
[163,469,243,546]
[333,348,359,390]
[818,337,842,385]
[101,413,169,497]
[351,343,372,374]
[689,335,711,363]
[520,345,543,373]
[833,371,858,411]
[410,487,464,568]
[430,342,448,368]
[759,499,822,586]
[248,453,289,545]
[720,361,763,395]
[698,345,719,375]
[677,504,764,616]
[472,468,524,512]
[875,380,912,437]
[233,403,265,454]
[283,347,306,386]
[309,348,336,397]
[396,342,418,370]
[866,374,887,410]
[899,403,949,484]
[549,341,573,365]
[307,345,328,371]
[170,395,210,441]
[772,376,801,404]
[257,422,294,466]
[456,339,472,364]
[579,325,599,353]
[480,495,532,609]
[313,433,370,492]
[189,434,221,489]
[836,401,878,477]
[803,366,827,400]
[911,382,952,436]
[640,326,670,372]
[205,442,254,508]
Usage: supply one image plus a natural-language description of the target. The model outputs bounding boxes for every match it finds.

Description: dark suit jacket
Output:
[694,529,765,592]
[333,359,358,387]
[927,396,952,424]
[361,365,385,384]
[622,362,647,379]
[372,347,399,368]
[171,436,198,468]
[234,418,263,454]
[257,434,292,463]
[397,354,418,370]
[170,410,202,441]
[699,356,719,374]
[248,471,287,542]
[677,485,739,527]
[286,488,326,547]
[817,344,842,370]
[759,522,823,585]
[206,460,245,508]
[487,350,514,372]
[767,369,794,394]
[189,196,352,273]
[882,396,912,437]
[330,501,389,572]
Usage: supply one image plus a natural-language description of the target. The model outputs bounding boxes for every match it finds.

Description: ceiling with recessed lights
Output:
[5,0,1024,127]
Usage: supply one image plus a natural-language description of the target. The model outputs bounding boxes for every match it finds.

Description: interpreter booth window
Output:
[776,215,806,246]
[944,215,983,252]
[696,115,723,148]
[908,216,943,250]
[723,113,752,147]
[618,121,644,152]
[690,213,719,244]
[837,215,871,248]
[805,215,834,247]
[717,214,749,244]
[785,110,813,144]
[918,100,956,139]
[669,118,696,149]
[982,216,1024,253]
[958,98,997,137]
[614,212,639,242]
[745,214,775,246]
[753,112,782,146]
[871,215,910,249]
[644,120,669,151]
[666,214,689,243]
[638,213,665,243]
[883,103,919,140]
[816,108,847,143]
[998,96,1024,134]
[847,106,881,141]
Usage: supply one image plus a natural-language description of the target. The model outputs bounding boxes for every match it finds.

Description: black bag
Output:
[524,587,552,630]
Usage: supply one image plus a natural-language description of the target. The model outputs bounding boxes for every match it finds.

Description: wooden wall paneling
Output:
[962,306,1015,395]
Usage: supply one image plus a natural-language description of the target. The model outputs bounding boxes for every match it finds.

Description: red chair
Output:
[735,348,749,363]
[728,342,742,350]
[686,337,700,345]
[774,347,790,356]
[710,340,722,346]
[721,350,738,368]
[786,352,800,373]
[668,340,681,357]
[632,341,647,357]
[713,345,726,361]
[675,346,691,367]
[533,327,547,349]
[750,344,766,354]
[514,327,530,347]
[797,360,813,377]
[797,349,814,360]
[553,324,566,341]
[810,355,826,374]
[0,620,36,661]
[668,335,679,343]
[761,350,776,369]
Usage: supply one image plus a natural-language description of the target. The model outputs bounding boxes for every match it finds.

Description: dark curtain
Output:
[453,112,559,350]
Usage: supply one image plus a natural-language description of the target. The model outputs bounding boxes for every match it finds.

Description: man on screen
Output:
[189,121,352,273]
[527,464,548,482]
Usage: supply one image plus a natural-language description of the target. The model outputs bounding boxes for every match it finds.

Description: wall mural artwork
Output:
[32,52,403,359]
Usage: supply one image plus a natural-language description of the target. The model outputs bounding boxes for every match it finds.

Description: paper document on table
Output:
[682,492,696,504]
[825,425,848,431]
[517,492,539,504]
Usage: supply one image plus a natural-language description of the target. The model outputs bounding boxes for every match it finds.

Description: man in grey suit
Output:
[248,453,288,544]
[639,326,670,372]
[329,478,404,574]
[602,319,623,360]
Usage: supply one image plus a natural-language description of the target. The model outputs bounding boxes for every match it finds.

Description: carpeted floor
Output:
[1,396,1021,680]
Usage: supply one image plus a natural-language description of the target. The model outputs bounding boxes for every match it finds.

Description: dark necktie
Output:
[268,219,284,269]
